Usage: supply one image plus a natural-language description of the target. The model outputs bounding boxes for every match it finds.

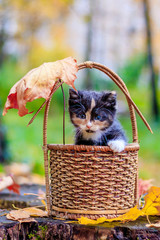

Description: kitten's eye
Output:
[95,115,101,120]
[77,113,86,119]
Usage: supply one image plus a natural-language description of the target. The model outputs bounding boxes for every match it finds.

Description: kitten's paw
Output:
[108,139,126,152]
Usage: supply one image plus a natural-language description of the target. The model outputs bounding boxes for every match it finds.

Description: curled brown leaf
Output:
[3,57,78,117]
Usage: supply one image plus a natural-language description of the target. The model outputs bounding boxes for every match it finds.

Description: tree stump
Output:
[0,184,160,240]
[0,215,160,240]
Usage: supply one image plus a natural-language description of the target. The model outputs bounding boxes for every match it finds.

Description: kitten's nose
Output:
[86,122,92,129]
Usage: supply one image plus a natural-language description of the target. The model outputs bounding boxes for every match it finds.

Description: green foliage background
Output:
[0,56,160,184]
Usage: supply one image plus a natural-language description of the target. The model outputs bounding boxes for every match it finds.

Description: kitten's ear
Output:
[69,88,79,99]
[101,91,117,106]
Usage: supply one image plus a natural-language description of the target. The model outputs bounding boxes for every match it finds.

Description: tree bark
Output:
[84,0,95,90]
[143,0,159,121]
[0,216,160,240]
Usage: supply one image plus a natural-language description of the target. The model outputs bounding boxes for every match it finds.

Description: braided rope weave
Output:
[43,61,151,219]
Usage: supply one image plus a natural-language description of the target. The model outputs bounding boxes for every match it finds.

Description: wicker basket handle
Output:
[78,61,153,142]
[43,60,152,146]
[79,62,139,142]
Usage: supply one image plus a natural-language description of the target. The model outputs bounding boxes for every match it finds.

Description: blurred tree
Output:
[135,0,159,121]
[0,0,10,66]
[0,0,74,68]
[83,0,95,89]
[142,0,159,121]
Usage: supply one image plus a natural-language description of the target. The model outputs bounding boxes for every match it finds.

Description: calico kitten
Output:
[69,89,127,152]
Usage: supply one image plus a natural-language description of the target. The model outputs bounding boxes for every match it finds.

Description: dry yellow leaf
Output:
[77,217,107,225]
[23,207,47,217]
[142,186,160,215]
[78,186,160,225]
[6,210,30,221]
[6,206,47,223]
[78,206,142,225]
[114,206,143,222]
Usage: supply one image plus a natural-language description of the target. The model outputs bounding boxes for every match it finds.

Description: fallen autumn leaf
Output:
[77,186,160,225]
[3,57,78,117]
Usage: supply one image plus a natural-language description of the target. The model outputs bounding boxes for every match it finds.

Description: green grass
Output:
[1,100,159,182]
[0,58,160,184]
[1,99,74,175]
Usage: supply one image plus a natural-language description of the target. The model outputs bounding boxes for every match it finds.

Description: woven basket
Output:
[43,61,152,220]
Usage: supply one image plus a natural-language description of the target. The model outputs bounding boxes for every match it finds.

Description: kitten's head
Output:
[69,89,117,133]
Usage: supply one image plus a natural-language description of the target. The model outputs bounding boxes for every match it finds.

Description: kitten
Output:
[69,89,127,152]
